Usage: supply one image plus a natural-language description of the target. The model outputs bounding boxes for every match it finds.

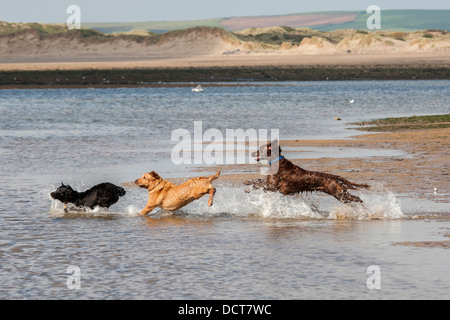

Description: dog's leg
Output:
[244,179,258,193]
[208,187,216,207]
[243,178,265,189]
[140,205,157,216]
[321,180,364,204]
[335,191,363,204]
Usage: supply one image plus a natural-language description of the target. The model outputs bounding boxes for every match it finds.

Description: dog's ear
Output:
[266,140,282,157]
[149,171,161,180]
[268,139,279,147]
[270,140,281,153]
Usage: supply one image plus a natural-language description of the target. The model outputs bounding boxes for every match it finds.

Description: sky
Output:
[1,0,449,23]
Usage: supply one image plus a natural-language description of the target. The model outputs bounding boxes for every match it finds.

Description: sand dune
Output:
[0,26,252,60]
[0,23,449,70]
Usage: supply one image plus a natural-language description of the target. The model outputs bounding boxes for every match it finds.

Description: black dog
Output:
[51,182,126,209]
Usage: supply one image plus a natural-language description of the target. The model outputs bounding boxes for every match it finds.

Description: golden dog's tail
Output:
[208,171,220,182]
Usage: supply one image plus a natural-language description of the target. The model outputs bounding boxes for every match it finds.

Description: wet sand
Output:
[2,64,449,89]
[393,240,450,248]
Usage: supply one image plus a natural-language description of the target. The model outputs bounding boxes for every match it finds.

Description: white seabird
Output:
[192,85,204,92]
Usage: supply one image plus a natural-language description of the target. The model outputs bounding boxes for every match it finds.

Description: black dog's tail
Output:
[116,186,126,197]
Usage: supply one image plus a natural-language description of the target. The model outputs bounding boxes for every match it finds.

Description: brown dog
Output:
[244,141,369,203]
[135,171,220,215]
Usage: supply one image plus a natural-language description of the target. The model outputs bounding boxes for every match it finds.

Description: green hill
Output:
[83,10,450,34]
[314,9,450,31]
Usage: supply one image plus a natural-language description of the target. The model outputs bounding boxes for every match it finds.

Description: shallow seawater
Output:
[1,80,449,299]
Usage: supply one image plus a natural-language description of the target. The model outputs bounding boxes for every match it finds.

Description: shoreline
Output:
[1,64,449,89]
[1,51,450,88]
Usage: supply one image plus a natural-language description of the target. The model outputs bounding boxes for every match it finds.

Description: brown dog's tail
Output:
[346,181,370,189]
[353,182,370,189]
[330,174,369,190]
[208,171,220,182]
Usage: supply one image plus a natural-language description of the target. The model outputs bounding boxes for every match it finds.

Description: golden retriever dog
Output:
[134,171,220,215]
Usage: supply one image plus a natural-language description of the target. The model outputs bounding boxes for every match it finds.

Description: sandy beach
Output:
[1,51,450,71]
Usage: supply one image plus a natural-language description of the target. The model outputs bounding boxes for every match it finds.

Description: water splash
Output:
[180,185,404,220]
[49,198,114,217]
[246,190,323,219]
[46,183,404,220]
[186,184,404,220]
[328,184,404,220]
